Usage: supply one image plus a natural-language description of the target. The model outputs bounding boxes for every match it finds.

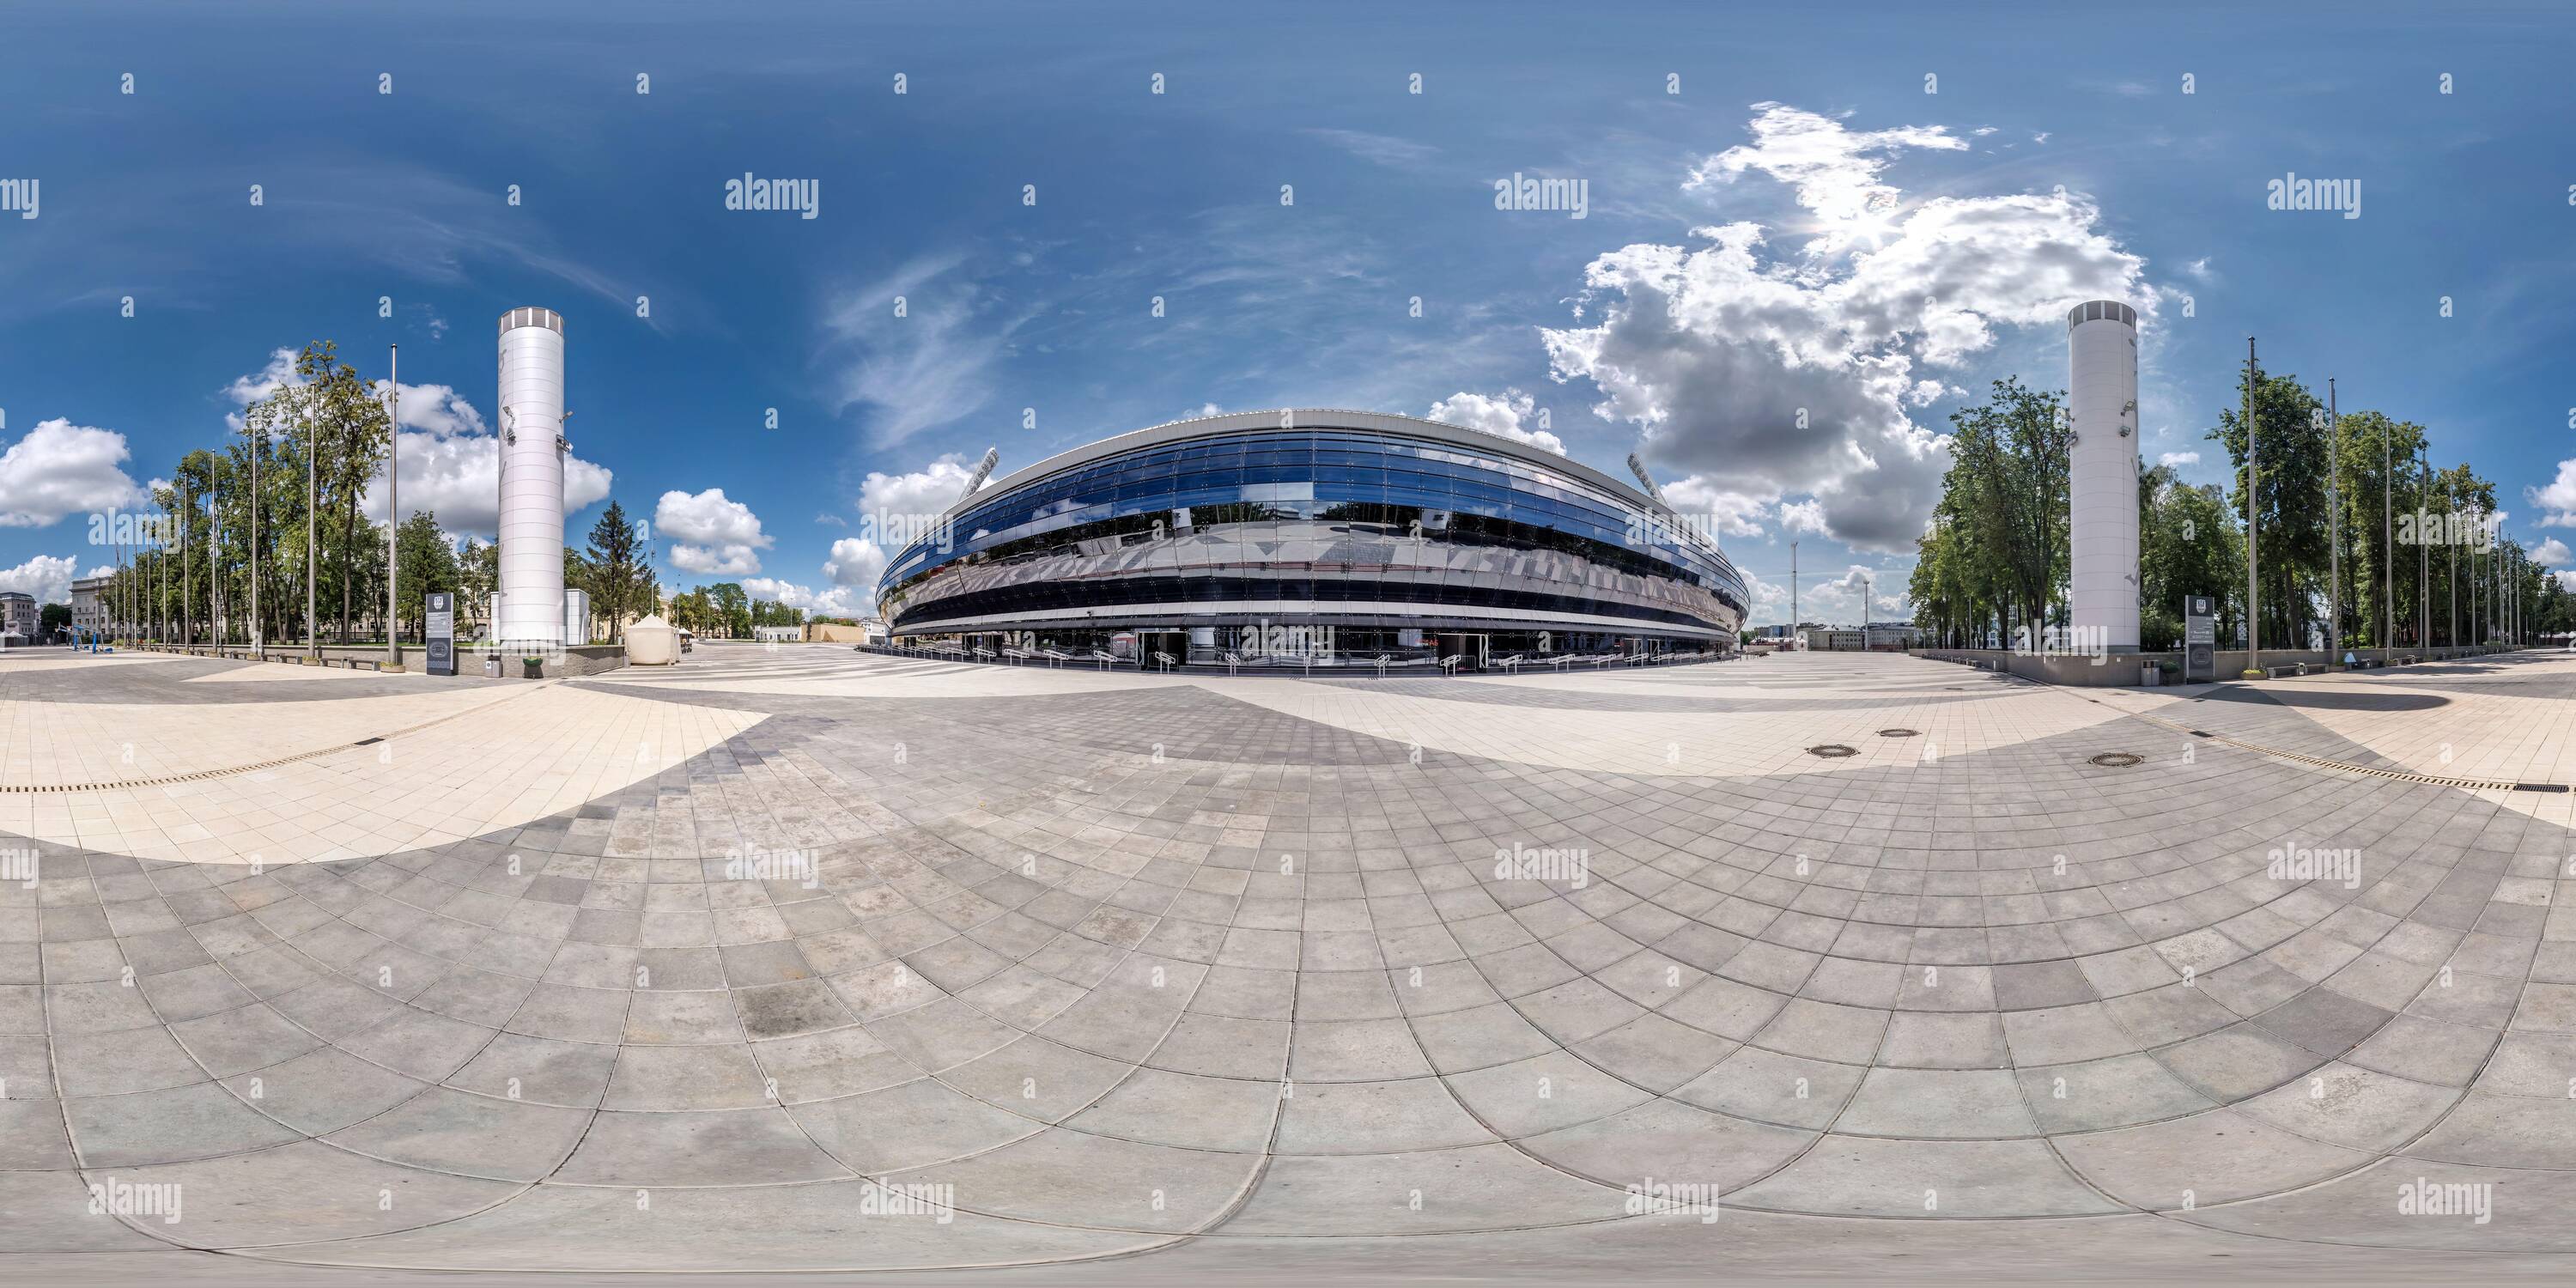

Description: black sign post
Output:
[2183,595,2215,683]
[426,592,455,677]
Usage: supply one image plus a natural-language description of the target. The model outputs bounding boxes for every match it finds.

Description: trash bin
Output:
[483,655,501,678]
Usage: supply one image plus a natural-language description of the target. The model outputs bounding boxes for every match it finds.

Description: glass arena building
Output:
[875,410,1748,666]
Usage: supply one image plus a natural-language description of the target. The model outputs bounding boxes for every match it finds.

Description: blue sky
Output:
[3,0,2572,624]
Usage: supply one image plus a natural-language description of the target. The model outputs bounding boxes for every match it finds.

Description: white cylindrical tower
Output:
[2067,300,2140,650]
[496,307,568,647]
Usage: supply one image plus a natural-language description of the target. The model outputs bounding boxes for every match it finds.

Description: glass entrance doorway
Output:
[1436,633,1490,671]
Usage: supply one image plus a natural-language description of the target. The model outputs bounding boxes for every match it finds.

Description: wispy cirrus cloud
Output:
[1303,128,1438,169]
[823,252,1030,447]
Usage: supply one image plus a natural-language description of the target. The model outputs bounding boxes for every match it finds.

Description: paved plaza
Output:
[3,642,2573,1280]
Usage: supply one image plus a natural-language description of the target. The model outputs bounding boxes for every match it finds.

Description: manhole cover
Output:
[1878,728,1918,738]
[1808,744,1858,758]
[2089,751,2143,768]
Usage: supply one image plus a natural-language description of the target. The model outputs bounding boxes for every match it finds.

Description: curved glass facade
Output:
[877,415,1747,661]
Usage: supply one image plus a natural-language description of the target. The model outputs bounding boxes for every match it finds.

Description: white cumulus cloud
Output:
[821,455,990,613]
[0,553,83,603]
[655,488,772,576]
[0,420,148,527]
[2159,451,2200,467]
[1427,389,1566,454]
[1543,103,2149,554]
[2532,538,2573,566]
[2528,459,2576,529]
[1660,475,1774,538]
[739,576,861,618]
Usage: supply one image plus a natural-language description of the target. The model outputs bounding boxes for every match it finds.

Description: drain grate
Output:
[2089,751,2144,768]
[1807,744,1858,758]
[1878,728,1919,738]
[2125,708,2562,793]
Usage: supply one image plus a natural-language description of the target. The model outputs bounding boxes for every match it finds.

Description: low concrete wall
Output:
[1922,645,2518,686]
[471,644,630,678]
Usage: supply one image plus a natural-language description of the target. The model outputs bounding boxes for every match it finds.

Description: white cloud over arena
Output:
[1427,390,1566,454]
[807,453,989,612]
[1540,103,2150,553]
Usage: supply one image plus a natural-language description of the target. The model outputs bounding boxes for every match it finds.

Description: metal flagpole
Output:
[2244,338,2259,676]
[2383,410,2393,665]
[250,415,262,658]
[386,345,403,671]
[307,392,319,662]
[2328,380,2340,664]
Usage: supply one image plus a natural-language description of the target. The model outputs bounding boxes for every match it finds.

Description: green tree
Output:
[393,512,459,641]
[1937,377,2067,644]
[581,501,649,641]
[707,581,750,638]
[455,536,498,639]
[2206,362,2330,650]
[2138,463,2244,649]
